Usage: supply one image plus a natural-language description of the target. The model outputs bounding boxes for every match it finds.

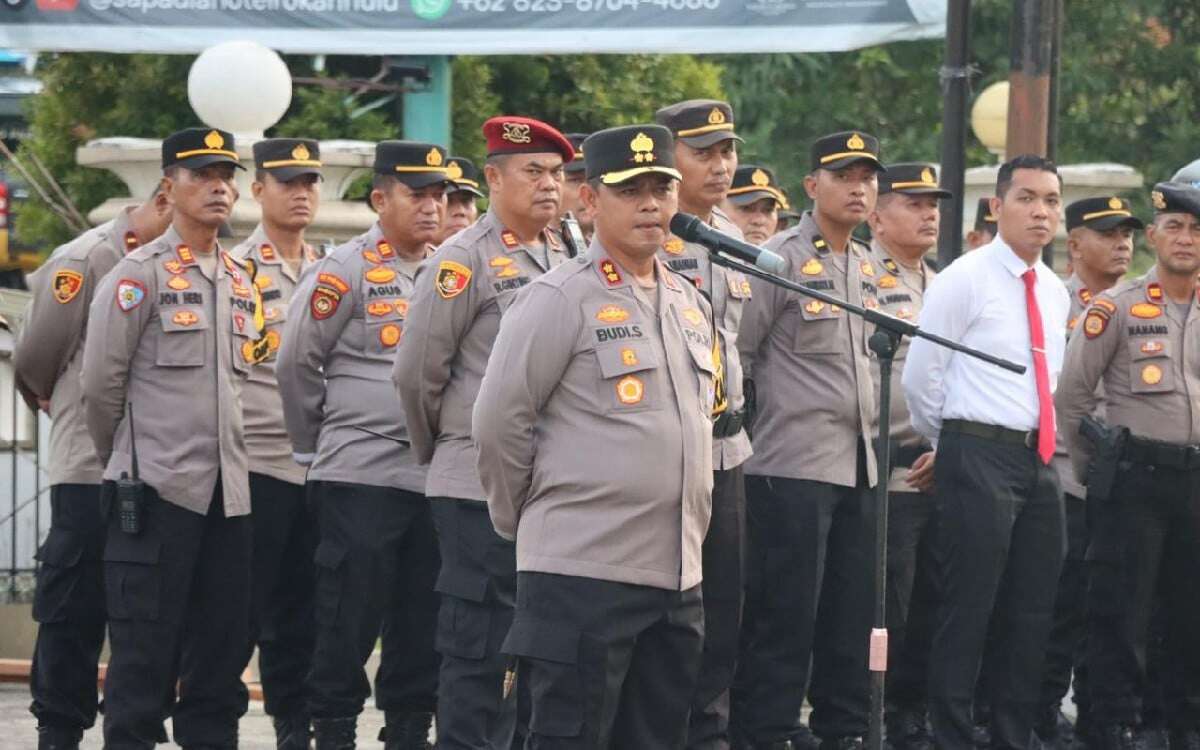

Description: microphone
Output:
[669,212,788,275]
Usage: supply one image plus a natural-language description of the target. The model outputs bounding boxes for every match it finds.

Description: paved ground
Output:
[0,683,390,749]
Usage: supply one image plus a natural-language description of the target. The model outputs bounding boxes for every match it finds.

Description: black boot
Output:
[36,726,83,750]
[273,714,312,750]
[1095,725,1141,750]
[819,737,864,750]
[378,711,434,750]
[312,716,356,750]
[790,725,820,750]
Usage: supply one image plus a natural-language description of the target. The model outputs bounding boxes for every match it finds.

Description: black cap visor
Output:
[176,153,245,171]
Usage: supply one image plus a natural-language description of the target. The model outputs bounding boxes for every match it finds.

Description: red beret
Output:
[482,116,575,164]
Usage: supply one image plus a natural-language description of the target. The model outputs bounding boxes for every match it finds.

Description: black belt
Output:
[942,419,1039,450]
[713,410,745,439]
[1123,435,1200,471]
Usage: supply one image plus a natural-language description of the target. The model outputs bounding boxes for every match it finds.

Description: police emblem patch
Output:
[115,279,146,312]
[436,260,472,299]
[52,270,83,304]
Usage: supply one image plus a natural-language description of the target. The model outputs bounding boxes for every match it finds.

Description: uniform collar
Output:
[988,235,1045,279]
[1065,273,1094,306]
[110,206,139,255]
[586,238,680,293]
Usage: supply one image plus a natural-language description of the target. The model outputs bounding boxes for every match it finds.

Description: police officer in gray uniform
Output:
[232,137,325,750]
[655,98,754,750]
[734,131,884,750]
[1037,195,1141,749]
[394,116,574,750]
[82,127,264,750]
[865,163,949,750]
[475,122,715,749]
[1057,183,1200,750]
[276,141,447,750]
[16,186,171,750]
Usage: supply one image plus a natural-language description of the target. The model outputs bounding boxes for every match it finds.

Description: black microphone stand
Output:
[707,250,1025,750]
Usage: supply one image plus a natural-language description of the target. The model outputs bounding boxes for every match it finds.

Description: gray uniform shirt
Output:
[738,212,879,487]
[82,226,259,516]
[275,223,426,493]
[1056,268,1200,485]
[1051,274,1094,499]
[657,206,753,470]
[474,243,715,591]
[394,209,568,502]
[231,225,320,487]
[15,210,137,486]
[868,241,934,493]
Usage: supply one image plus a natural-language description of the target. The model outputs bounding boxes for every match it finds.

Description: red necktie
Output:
[1021,268,1055,464]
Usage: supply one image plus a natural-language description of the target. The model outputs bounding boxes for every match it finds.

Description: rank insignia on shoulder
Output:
[1083,312,1108,338]
[365,266,396,284]
[1146,282,1163,303]
[860,261,875,277]
[317,273,350,295]
[124,231,139,253]
[379,323,402,347]
[664,237,685,255]
[167,275,191,291]
[52,270,84,304]
[436,260,472,299]
[176,245,195,265]
[801,258,823,276]
[500,230,519,249]
[1130,302,1162,319]
[1079,287,1093,305]
[878,275,898,289]
[615,375,645,405]
[377,240,395,259]
[116,279,146,312]
[310,286,341,320]
[592,304,628,324]
[882,258,899,275]
[259,244,277,262]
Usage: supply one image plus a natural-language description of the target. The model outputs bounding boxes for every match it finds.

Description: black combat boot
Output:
[312,716,356,750]
[273,713,312,750]
[36,726,83,750]
[378,711,434,750]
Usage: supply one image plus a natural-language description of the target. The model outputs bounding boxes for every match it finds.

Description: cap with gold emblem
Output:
[446,157,485,198]
[564,132,589,175]
[879,162,951,198]
[810,130,883,173]
[252,138,322,182]
[727,165,787,207]
[655,99,743,149]
[583,125,681,185]
[162,127,243,171]
[974,197,998,232]
[373,141,451,189]
[1149,182,1200,219]
[1065,195,1144,232]
[482,116,575,163]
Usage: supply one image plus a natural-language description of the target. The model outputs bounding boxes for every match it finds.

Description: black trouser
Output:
[306,481,439,719]
[1087,461,1200,730]
[885,489,939,717]
[1038,494,1089,731]
[732,467,876,743]
[688,465,747,750]
[102,481,252,750]
[927,430,1064,750]
[29,484,107,734]
[430,497,519,750]
[244,472,317,718]
[504,571,704,749]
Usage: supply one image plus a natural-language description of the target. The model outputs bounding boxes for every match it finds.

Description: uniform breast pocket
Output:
[155,309,210,368]
[685,338,718,415]
[793,303,842,355]
[1129,339,1174,394]
[595,340,662,414]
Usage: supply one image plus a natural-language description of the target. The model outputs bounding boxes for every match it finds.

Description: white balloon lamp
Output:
[188,41,292,143]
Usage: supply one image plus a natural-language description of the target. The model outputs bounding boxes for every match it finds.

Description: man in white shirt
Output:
[902,154,1070,750]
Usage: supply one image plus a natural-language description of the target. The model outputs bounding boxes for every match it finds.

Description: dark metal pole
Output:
[1042,0,1063,267]
[937,0,973,270]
